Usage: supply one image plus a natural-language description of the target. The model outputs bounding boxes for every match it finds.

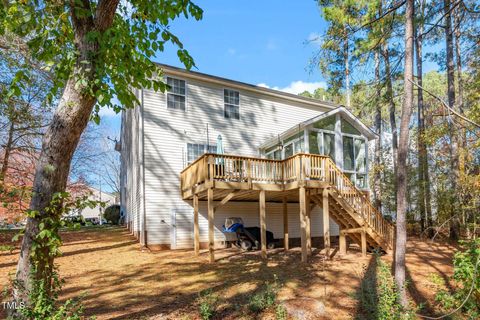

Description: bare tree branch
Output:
[408,79,480,128]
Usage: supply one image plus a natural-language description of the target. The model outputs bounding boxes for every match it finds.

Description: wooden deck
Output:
[180,153,395,263]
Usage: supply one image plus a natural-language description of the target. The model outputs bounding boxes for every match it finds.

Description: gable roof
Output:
[156,63,336,112]
[259,106,377,149]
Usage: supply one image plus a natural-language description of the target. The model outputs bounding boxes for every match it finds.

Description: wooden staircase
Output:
[306,155,395,253]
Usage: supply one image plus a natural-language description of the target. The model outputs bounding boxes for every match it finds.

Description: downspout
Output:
[141,89,148,247]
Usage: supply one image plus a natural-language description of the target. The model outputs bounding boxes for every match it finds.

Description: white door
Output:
[171,210,193,249]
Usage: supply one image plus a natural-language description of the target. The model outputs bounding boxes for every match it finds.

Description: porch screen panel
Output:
[284,144,293,158]
[323,133,335,161]
[309,131,321,154]
[343,136,354,171]
[355,138,366,173]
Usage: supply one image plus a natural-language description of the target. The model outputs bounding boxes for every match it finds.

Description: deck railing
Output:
[180,153,394,247]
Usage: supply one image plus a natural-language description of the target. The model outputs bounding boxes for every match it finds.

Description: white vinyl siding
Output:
[120,89,145,243]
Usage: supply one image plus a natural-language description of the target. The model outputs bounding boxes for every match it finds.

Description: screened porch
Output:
[260,107,376,191]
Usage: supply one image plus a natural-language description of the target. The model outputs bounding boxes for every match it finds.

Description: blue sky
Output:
[101,1,330,132]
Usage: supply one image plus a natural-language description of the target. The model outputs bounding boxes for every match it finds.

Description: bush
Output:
[103,205,120,224]
[197,289,218,320]
[435,239,480,319]
[275,304,287,320]
[248,275,279,313]
[358,254,403,320]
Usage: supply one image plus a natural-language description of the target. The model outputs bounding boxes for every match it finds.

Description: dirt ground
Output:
[0,227,456,319]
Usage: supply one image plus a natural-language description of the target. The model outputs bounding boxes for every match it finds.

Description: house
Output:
[78,186,117,221]
[66,183,117,222]
[119,64,394,262]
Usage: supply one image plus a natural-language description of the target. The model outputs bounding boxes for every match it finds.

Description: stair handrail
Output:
[318,155,395,247]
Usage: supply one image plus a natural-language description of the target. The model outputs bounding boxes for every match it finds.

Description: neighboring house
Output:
[79,186,117,220]
[119,64,393,258]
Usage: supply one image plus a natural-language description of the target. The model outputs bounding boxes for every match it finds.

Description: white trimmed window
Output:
[186,143,217,165]
[224,89,240,119]
[166,77,186,110]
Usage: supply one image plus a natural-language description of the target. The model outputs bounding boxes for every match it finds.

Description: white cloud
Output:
[258,80,327,95]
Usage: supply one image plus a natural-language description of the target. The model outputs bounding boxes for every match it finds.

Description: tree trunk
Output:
[444,0,460,240]
[381,41,398,190]
[395,0,414,307]
[453,4,468,238]
[414,1,434,237]
[415,0,433,237]
[14,0,120,306]
[0,121,15,182]
[453,6,464,116]
[374,49,382,212]
[344,30,351,108]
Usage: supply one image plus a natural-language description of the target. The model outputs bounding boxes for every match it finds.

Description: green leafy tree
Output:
[1,0,202,308]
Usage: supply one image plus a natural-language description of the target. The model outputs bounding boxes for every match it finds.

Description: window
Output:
[186,143,217,164]
[282,132,304,157]
[313,115,336,131]
[341,119,361,135]
[343,136,355,171]
[284,144,294,158]
[310,131,335,160]
[224,89,240,119]
[266,150,282,160]
[355,138,366,173]
[342,135,367,189]
[166,77,186,110]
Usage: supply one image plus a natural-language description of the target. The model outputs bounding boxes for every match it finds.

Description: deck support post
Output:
[299,186,307,263]
[361,228,367,257]
[193,194,200,256]
[259,190,267,259]
[306,190,312,256]
[208,188,215,263]
[283,196,289,251]
[339,230,347,256]
[322,188,330,258]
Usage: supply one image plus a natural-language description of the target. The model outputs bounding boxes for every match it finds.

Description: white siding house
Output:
[79,187,117,220]
[119,64,376,250]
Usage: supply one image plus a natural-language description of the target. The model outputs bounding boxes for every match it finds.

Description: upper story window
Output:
[224,89,240,119]
[166,77,186,110]
[186,143,217,165]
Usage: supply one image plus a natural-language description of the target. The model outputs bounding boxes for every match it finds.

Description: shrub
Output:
[197,289,218,320]
[275,304,287,320]
[435,239,480,319]
[358,254,403,320]
[0,244,15,253]
[103,205,120,225]
[248,275,279,313]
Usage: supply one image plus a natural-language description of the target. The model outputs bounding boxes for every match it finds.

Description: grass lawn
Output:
[0,226,455,319]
